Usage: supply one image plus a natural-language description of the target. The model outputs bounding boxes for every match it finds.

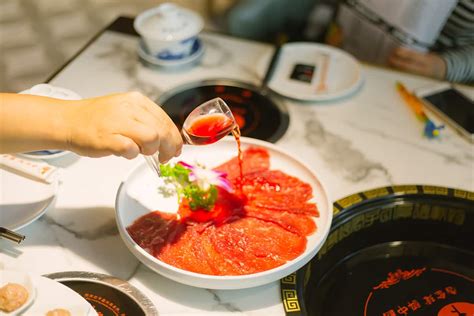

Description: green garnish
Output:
[159,163,218,211]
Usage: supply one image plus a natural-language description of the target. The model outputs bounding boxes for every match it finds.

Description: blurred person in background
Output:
[224,0,473,84]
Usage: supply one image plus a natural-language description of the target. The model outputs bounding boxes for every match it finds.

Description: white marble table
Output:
[1,18,473,315]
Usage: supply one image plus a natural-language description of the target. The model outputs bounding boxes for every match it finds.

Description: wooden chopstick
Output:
[316,53,329,92]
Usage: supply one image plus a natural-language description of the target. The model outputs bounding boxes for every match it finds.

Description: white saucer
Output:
[263,42,363,102]
[0,167,57,231]
[138,38,204,68]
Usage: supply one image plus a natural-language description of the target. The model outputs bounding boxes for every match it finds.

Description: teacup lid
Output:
[134,3,204,41]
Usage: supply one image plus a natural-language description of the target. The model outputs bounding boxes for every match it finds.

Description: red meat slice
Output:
[197,225,243,275]
[214,147,270,181]
[127,211,179,253]
[157,223,216,275]
[208,217,307,275]
[247,199,319,216]
[243,170,319,216]
[244,206,316,236]
[243,170,313,201]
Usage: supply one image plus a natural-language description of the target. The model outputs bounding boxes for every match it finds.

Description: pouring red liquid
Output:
[184,113,234,145]
[146,98,243,181]
[181,98,243,186]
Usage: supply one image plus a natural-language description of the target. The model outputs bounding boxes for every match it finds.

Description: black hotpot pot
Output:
[157,79,289,143]
[280,185,474,316]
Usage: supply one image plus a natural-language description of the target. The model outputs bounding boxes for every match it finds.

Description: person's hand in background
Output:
[388,47,447,80]
[0,91,183,162]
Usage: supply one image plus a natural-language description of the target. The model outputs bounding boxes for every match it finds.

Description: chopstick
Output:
[261,45,282,88]
[0,227,25,244]
[316,53,329,92]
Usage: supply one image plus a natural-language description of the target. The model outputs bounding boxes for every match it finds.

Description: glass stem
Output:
[144,155,161,177]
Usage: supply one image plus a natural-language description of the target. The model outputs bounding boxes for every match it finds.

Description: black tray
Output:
[281,185,474,316]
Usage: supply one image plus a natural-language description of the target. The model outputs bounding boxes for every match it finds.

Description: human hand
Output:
[388,47,447,80]
[65,92,183,162]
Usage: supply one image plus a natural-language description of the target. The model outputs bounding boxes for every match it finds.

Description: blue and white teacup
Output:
[134,3,203,61]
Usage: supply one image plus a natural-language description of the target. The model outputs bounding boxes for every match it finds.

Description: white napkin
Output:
[0,154,60,184]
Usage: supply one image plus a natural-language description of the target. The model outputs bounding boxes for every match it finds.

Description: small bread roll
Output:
[45,308,72,316]
[0,282,29,312]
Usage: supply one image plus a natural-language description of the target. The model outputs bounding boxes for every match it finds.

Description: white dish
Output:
[0,270,35,315]
[0,167,57,231]
[0,271,98,316]
[265,42,363,101]
[115,137,332,289]
[18,150,70,161]
[138,37,204,68]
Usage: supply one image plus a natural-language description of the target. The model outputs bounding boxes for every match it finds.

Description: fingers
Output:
[69,92,183,160]
[123,122,161,156]
[388,55,424,73]
[107,134,141,159]
[157,135,177,163]
[388,47,430,76]
[131,93,183,159]
[392,47,420,59]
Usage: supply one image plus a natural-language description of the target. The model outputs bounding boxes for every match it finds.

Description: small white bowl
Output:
[115,137,332,289]
[134,3,204,60]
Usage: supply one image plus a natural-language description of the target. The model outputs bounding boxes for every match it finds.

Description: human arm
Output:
[388,47,447,80]
[441,45,474,84]
[0,91,183,162]
[388,45,474,84]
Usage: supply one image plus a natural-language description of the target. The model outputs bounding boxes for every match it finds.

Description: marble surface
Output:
[1,28,473,315]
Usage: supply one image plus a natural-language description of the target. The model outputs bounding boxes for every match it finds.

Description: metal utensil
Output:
[0,227,25,244]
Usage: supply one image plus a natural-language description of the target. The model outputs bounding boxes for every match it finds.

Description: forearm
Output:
[0,93,75,154]
[441,45,474,84]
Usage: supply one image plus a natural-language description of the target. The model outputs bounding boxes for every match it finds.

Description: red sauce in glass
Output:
[185,113,234,145]
[127,147,319,276]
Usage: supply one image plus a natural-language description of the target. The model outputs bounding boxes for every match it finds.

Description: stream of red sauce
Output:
[231,126,243,192]
[127,147,319,276]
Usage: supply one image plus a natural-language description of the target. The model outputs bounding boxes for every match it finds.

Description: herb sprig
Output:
[159,163,229,211]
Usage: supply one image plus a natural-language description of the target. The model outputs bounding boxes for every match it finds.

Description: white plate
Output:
[0,167,57,231]
[0,270,35,315]
[137,38,204,68]
[18,150,70,161]
[0,270,98,316]
[115,137,332,289]
[265,42,363,101]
